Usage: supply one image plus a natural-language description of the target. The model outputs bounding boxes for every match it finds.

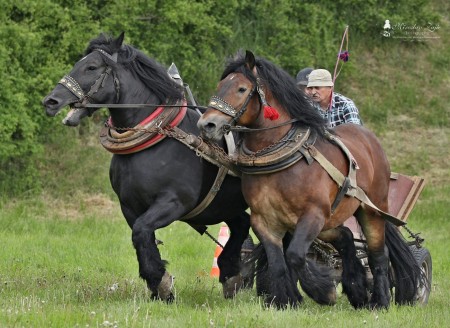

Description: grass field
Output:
[0,187,449,327]
[1,121,449,327]
[2,10,449,327]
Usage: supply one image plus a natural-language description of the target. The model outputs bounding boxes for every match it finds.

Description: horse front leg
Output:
[319,225,369,308]
[251,214,302,309]
[220,211,251,298]
[125,202,182,302]
[132,226,174,301]
[286,214,337,306]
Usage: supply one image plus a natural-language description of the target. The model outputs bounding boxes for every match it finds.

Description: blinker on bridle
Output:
[58,49,120,109]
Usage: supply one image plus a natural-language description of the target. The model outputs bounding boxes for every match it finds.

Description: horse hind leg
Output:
[321,225,369,308]
[219,211,251,298]
[286,217,337,306]
[356,207,391,309]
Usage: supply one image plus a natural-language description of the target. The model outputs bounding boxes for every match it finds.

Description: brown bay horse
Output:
[197,51,425,309]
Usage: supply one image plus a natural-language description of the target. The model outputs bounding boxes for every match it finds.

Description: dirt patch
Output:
[35,192,122,222]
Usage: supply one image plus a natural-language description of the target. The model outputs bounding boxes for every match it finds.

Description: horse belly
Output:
[243,175,304,234]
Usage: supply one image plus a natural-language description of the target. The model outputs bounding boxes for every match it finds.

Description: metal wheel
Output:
[255,255,271,296]
[410,245,432,305]
[240,234,255,289]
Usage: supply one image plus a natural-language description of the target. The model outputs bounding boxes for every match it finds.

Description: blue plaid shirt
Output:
[314,92,362,128]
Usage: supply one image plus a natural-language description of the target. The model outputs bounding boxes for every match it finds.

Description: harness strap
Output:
[180,166,229,220]
[331,176,352,212]
[170,126,240,176]
[224,131,236,155]
[169,126,239,224]
[326,132,358,189]
[306,144,405,226]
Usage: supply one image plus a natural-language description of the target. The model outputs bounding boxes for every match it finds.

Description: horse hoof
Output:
[264,296,301,310]
[327,289,337,305]
[368,301,390,310]
[222,275,243,298]
[156,271,175,302]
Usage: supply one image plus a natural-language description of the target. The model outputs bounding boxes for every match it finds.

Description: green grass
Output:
[1,4,449,326]
[337,22,449,133]
[1,175,449,327]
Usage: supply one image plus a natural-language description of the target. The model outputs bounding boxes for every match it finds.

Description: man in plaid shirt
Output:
[305,69,362,127]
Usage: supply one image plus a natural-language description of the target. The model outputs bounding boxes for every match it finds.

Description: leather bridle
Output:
[207,76,299,133]
[58,49,120,110]
[208,85,257,124]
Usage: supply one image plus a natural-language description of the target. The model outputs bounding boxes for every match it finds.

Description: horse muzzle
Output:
[197,115,226,142]
[42,84,79,118]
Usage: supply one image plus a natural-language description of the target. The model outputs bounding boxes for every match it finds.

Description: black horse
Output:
[42,33,250,301]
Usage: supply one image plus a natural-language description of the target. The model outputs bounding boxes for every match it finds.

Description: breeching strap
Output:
[306,144,405,227]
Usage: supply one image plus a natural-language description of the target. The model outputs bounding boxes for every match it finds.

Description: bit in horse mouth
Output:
[62,106,79,122]
[62,105,89,126]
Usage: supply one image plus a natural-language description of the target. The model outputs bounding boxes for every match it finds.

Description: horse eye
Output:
[238,87,247,93]
[87,65,97,71]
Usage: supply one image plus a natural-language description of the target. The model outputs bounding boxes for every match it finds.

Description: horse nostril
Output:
[43,96,59,107]
[203,122,217,132]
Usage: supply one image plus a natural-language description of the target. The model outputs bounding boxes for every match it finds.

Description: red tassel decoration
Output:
[263,105,280,120]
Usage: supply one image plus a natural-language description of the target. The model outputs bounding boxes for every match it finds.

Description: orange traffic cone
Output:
[210,225,230,277]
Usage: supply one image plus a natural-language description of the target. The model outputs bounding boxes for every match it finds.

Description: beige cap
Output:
[307,69,334,87]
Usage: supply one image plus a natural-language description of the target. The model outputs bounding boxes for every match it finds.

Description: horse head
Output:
[198,51,322,150]
[42,33,125,126]
[198,51,266,142]
[42,32,183,127]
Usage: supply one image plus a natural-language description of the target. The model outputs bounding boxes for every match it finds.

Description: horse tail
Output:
[385,222,427,304]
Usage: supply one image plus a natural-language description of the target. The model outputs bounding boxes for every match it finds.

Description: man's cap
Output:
[307,69,334,87]
[296,67,314,86]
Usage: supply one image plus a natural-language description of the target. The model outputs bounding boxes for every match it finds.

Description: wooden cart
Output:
[344,172,426,238]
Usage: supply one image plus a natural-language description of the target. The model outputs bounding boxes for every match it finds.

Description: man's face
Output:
[305,86,333,108]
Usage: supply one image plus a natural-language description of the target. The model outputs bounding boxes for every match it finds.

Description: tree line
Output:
[0,0,437,195]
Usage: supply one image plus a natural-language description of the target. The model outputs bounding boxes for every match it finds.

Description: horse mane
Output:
[85,33,184,103]
[222,52,327,137]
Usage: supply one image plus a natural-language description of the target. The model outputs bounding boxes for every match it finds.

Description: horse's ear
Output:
[115,32,125,48]
[245,50,256,70]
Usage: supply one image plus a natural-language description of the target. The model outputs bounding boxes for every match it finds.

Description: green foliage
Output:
[0,0,444,195]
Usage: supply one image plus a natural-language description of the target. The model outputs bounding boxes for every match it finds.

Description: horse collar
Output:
[99,100,187,154]
[236,126,313,174]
